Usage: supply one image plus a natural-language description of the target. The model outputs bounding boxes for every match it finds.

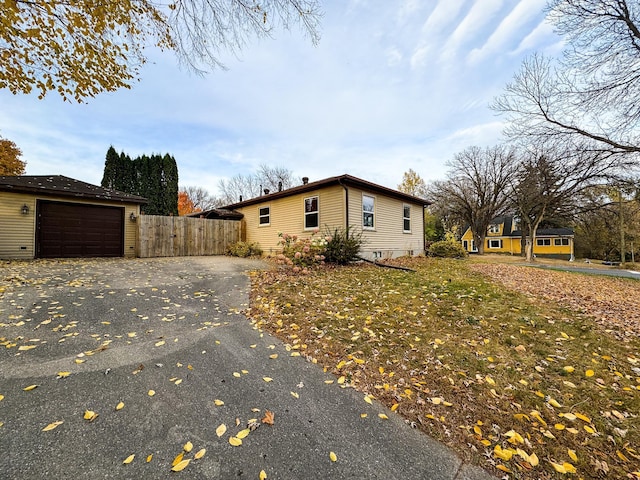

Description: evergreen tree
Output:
[101,147,179,215]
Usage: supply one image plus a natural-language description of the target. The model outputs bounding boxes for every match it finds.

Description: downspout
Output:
[338,179,349,230]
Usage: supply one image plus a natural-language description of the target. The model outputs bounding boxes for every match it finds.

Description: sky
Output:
[0,0,565,198]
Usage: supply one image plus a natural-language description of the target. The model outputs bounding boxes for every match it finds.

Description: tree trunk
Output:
[475,234,485,255]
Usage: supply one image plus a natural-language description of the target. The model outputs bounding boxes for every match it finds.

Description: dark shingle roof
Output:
[221,174,430,209]
[0,175,147,204]
[186,208,243,220]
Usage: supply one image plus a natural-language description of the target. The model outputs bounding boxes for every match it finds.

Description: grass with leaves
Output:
[249,257,640,479]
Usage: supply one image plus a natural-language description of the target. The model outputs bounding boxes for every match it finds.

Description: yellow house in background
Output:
[461,216,575,260]
[218,174,429,260]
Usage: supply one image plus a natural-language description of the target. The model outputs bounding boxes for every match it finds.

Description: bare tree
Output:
[218,165,299,205]
[509,144,624,262]
[180,185,218,211]
[493,0,640,154]
[428,145,517,255]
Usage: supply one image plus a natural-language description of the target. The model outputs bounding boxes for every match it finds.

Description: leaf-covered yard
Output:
[249,258,640,479]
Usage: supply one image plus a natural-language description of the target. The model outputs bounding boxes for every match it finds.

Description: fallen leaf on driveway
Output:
[214,399,224,406]
[229,436,242,446]
[42,420,63,431]
[216,424,227,437]
[171,459,190,472]
[262,410,275,425]
[194,448,206,460]
[23,384,38,391]
[122,454,135,464]
[115,401,125,411]
[83,410,98,422]
[330,451,337,462]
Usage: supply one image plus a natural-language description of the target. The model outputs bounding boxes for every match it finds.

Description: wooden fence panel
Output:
[137,215,241,258]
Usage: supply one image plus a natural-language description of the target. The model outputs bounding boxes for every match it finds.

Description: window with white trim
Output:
[363,195,375,229]
[554,238,569,246]
[488,224,500,234]
[488,239,502,249]
[304,196,319,229]
[537,238,551,246]
[259,206,270,226]
[403,204,411,232]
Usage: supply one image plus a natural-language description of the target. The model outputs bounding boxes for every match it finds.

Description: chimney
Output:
[278,181,283,192]
[302,177,309,185]
[264,188,270,195]
[239,195,243,202]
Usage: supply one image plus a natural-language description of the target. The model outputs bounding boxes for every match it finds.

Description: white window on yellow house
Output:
[537,238,551,246]
[554,238,569,246]
[259,206,270,226]
[488,239,502,249]
[363,195,375,229]
[403,204,411,233]
[488,224,500,234]
[304,196,319,229]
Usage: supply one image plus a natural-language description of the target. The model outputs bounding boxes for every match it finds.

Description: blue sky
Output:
[0,0,563,196]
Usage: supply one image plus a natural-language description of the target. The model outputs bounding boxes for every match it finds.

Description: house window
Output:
[488,224,500,234]
[363,195,375,229]
[259,206,270,226]
[403,204,411,232]
[488,239,502,249]
[304,196,319,229]
[554,238,569,246]
[463,240,469,251]
[537,238,551,246]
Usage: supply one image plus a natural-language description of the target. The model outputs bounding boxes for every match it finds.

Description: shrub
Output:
[276,231,327,271]
[225,241,263,258]
[323,226,363,265]
[428,239,468,258]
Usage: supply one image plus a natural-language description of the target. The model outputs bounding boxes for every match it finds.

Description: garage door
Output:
[37,201,124,258]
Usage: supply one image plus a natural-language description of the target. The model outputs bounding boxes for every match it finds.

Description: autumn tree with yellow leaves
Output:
[0,136,26,175]
[1,0,321,102]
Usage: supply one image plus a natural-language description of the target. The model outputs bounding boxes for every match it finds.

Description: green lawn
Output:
[249,257,640,479]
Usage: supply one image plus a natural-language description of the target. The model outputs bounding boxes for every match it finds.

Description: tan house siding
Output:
[0,192,36,259]
[347,188,424,259]
[237,186,345,255]
[0,192,140,259]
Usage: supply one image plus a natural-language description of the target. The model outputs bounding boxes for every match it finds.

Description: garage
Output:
[0,175,147,260]
[37,201,124,258]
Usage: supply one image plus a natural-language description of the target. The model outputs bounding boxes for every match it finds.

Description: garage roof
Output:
[0,175,148,204]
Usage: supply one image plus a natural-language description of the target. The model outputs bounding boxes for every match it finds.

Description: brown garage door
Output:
[37,201,124,258]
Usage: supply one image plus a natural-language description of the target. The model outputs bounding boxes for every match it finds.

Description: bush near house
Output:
[225,241,263,258]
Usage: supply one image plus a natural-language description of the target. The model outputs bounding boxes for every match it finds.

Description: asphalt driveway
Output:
[0,257,493,479]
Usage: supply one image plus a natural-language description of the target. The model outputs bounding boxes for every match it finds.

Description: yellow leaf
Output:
[56,371,71,379]
[269,354,278,359]
[0,394,3,402]
[290,391,299,399]
[550,461,566,473]
[194,448,206,460]
[146,454,153,463]
[329,451,337,462]
[233,372,241,377]
[172,452,184,466]
[473,425,482,436]
[324,380,334,384]
[148,390,155,396]
[584,425,596,434]
[216,424,227,437]
[364,395,373,405]
[496,465,512,474]
[23,384,38,391]
[116,401,124,411]
[617,450,629,462]
[183,441,193,453]
[494,445,513,461]
[236,428,250,439]
[75,359,85,364]
[337,376,346,384]
[83,410,98,421]
[561,412,576,421]
[378,413,388,420]
[229,436,242,446]
[529,453,539,467]
[337,360,346,369]
[563,462,577,473]
[42,420,63,431]
[574,412,591,423]
[563,366,575,373]
[174,379,183,385]
[568,449,578,462]
[554,423,565,430]
[378,366,385,374]
[18,345,37,351]
[585,369,595,377]
[171,459,191,472]
[123,454,135,464]
[391,403,399,412]
[485,376,495,385]
[259,470,267,480]
[360,413,368,418]
[431,397,442,405]
[262,377,273,383]
[548,398,562,408]
[214,399,224,406]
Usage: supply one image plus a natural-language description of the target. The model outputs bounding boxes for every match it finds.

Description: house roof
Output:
[0,175,148,204]
[221,174,431,209]
[511,227,574,237]
[186,208,244,220]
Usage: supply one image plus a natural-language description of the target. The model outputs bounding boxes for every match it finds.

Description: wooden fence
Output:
[137,215,242,258]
